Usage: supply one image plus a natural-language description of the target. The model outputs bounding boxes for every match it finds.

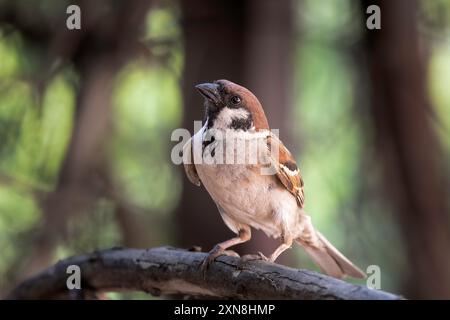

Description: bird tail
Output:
[295,218,366,279]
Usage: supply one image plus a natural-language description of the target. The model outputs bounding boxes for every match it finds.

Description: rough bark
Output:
[8,247,401,300]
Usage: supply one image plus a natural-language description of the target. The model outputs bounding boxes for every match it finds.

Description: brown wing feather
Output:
[182,138,201,186]
[267,134,305,207]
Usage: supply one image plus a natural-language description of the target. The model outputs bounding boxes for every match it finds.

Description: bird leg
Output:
[241,236,294,263]
[201,227,251,274]
[267,236,293,262]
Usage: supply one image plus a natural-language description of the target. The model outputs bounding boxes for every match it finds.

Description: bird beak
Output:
[195,83,221,106]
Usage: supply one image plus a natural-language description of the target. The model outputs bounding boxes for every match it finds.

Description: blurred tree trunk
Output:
[245,0,294,146]
[361,0,450,298]
[23,57,118,278]
[11,0,153,281]
[178,0,294,265]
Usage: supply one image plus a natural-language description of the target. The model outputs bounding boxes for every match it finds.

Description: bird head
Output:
[195,79,269,131]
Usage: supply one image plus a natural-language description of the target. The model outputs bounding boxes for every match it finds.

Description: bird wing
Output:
[266,133,305,207]
[182,137,201,187]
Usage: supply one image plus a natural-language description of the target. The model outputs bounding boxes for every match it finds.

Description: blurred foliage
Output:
[429,44,450,151]
[295,0,450,292]
[295,0,404,291]
[0,2,182,295]
[0,0,449,298]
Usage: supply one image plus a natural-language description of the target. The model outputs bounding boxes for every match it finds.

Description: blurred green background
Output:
[0,0,449,299]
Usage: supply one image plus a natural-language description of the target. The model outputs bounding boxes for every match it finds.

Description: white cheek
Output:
[213,107,249,129]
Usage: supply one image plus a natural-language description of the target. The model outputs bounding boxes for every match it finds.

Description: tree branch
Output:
[8,247,401,300]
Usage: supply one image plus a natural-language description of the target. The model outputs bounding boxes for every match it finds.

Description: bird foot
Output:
[222,250,240,258]
[241,252,269,262]
[201,246,240,277]
[188,245,202,252]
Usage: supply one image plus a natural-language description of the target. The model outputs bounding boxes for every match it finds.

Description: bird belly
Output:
[196,162,299,239]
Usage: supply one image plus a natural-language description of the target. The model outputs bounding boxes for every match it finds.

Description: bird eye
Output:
[231,96,241,105]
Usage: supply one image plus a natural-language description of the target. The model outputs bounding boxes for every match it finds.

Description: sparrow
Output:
[182,79,365,279]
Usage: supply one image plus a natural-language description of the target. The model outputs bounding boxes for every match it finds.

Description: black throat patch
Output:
[205,104,220,129]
